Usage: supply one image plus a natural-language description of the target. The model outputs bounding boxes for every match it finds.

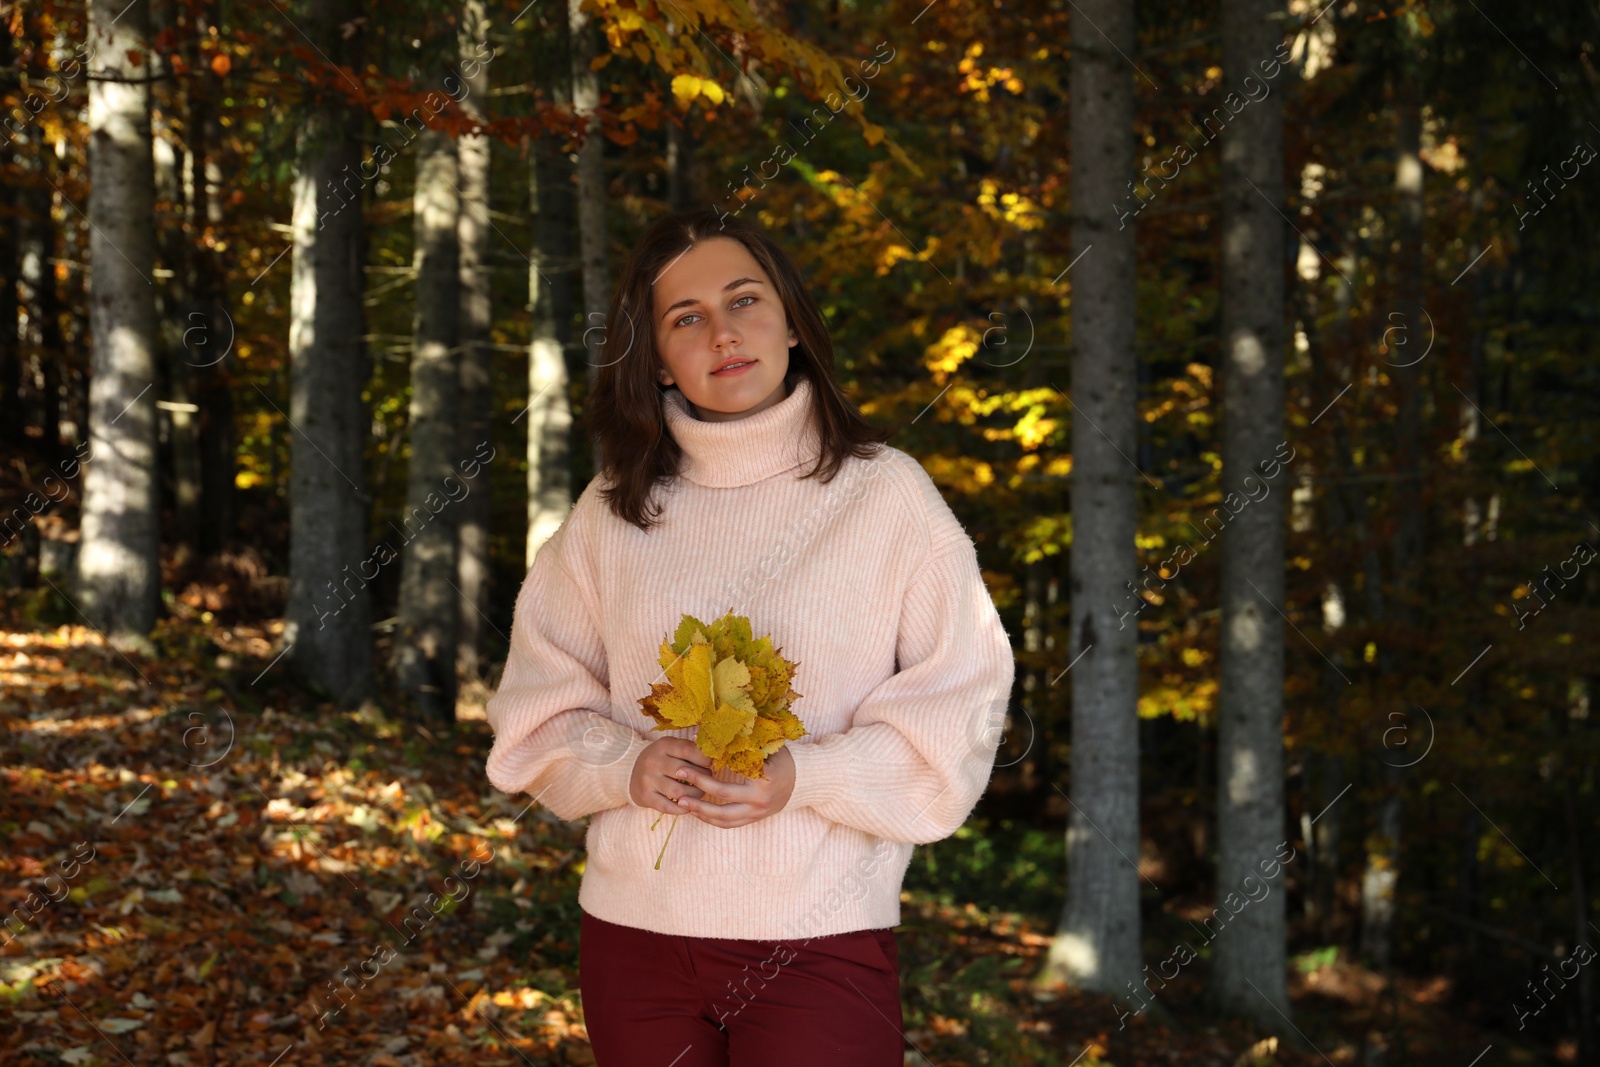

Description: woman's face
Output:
[652,236,797,422]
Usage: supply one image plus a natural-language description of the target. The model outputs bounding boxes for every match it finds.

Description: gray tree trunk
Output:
[394,129,462,721]
[284,0,371,705]
[525,8,576,570]
[526,136,574,570]
[78,0,161,644]
[1210,0,1290,1026]
[456,0,494,679]
[570,0,607,478]
[1042,0,1142,1000]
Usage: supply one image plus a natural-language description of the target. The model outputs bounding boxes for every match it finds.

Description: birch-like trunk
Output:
[570,0,607,479]
[526,11,575,570]
[1210,0,1290,1026]
[78,0,161,643]
[283,0,371,705]
[1042,0,1142,1000]
[394,129,461,722]
[456,0,494,678]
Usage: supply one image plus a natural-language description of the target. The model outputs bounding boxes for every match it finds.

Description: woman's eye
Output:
[672,295,752,326]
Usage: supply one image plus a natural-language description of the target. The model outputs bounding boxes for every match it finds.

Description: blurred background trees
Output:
[2,0,1598,1060]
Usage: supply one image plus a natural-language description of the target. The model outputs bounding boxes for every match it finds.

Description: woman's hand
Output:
[670,745,795,829]
[629,738,714,816]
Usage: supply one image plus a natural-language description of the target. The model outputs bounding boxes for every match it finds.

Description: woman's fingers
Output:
[666,740,714,768]
[659,779,704,803]
[672,766,761,804]
[677,796,757,827]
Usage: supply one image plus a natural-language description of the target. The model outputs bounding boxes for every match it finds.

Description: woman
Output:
[484,207,1015,1066]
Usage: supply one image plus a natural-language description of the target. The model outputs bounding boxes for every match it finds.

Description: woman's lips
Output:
[711,359,756,377]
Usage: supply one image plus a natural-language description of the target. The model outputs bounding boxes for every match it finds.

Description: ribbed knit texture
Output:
[484,375,1016,939]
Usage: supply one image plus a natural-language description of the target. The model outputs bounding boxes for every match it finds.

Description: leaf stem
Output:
[653,813,680,870]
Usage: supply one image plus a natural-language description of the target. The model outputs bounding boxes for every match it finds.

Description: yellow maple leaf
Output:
[698,700,757,758]
[644,640,715,728]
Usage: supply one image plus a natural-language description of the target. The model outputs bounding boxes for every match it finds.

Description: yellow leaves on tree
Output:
[670,73,726,110]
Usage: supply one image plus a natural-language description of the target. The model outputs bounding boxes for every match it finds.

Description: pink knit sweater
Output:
[483,375,1015,940]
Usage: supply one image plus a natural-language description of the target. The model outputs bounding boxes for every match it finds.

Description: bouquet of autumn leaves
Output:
[636,612,807,869]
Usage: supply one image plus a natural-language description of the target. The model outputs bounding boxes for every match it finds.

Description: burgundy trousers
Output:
[578,908,905,1067]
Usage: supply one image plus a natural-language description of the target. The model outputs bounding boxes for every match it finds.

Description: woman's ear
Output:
[658,365,675,386]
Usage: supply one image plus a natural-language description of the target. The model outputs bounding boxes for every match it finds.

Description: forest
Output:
[1,0,1598,1064]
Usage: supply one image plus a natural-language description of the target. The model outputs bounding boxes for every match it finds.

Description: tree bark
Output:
[667,116,695,211]
[1210,0,1290,1026]
[284,0,371,705]
[393,128,462,721]
[20,170,64,458]
[78,0,161,643]
[525,8,576,570]
[1042,0,1142,1001]
[0,22,19,453]
[526,134,574,571]
[149,50,202,572]
[188,0,235,556]
[570,0,607,479]
[456,0,493,679]
[1361,54,1427,977]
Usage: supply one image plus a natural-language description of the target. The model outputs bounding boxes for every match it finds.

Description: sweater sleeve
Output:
[784,520,1016,845]
[483,527,653,822]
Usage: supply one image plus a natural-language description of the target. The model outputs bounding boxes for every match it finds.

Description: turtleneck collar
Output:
[661,375,823,488]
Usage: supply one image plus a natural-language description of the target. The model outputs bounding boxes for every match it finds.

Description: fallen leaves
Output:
[0,616,595,1065]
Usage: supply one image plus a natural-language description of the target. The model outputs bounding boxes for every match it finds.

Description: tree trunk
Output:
[284,0,371,705]
[1558,695,1595,1064]
[1210,0,1290,1026]
[23,173,65,460]
[456,0,494,680]
[150,62,202,573]
[0,22,19,453]
[526,134,574,570]
[394,129,462,721]
[667,117,695,211]
[1362,57,1428,977]
[1041,0,1141,1001]
[20,171,65,458]
[188,0,235,556]
[525,6,577,571]
[570,0,607,479]
[78,0,161,643]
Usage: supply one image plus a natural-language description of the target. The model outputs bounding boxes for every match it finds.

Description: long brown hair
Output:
[583,208,892,532]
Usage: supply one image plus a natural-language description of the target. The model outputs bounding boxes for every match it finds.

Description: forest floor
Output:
[0,599,1544,1067]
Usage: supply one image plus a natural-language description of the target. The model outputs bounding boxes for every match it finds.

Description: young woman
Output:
[484,208,1015,1067]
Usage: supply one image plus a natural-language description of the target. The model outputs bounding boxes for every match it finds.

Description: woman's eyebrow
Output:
[659,277,765,322]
